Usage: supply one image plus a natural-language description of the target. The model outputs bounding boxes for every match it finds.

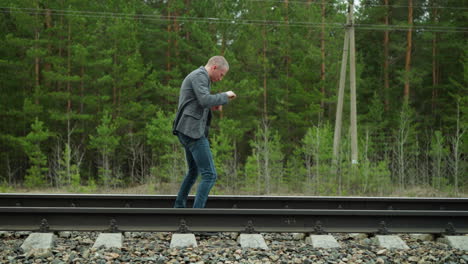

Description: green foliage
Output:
[430,131,449,189]
[72,177,97,193]
[299,123,334,194]
[0,0,466,195]
[210,118,240,193]
[146,110,184,186]
[243,120,284,194]
[0,181,13,193]
[21,118,51,188]
[393,102,420,189]
[341,137,393,196]
[56,144,81,188]
[89,111,120,155]
[89,111,121,187]
[146,110,178,158]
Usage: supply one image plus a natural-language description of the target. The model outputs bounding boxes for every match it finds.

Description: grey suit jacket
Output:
[173,66,229,139]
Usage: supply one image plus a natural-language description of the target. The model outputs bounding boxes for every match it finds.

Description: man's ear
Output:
[212,65,217,70]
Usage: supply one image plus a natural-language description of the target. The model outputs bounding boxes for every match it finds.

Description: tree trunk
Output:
[383,0,390,111]
[233,141,238,193]
[44,8,52,88]
[103,153,109,188]
[173,9,179,58]
[80,66,84,113]
[263,120,270,194]
[66,131,71,185]
[220,20,227,119]
[185,1,191,45]
[320,0,326,116]
[431,5,439,113]
[66,22,72,185]
[34,1,40,105]
[67,23,72,113]
[166,0,172,83]
[452,100,463,195]
[403,0,413,102]
[113,52,117,106]
[263,25,268,120]
[314,127,321,195]
[58,2,64,93]
[285,0,290,132]
[256,149,261,194]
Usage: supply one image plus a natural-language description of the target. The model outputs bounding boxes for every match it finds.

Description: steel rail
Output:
[1,193,467,211]
[0,207,467,234]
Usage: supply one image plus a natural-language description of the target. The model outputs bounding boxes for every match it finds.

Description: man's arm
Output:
[192,72,229,108]
[211,92,237,111]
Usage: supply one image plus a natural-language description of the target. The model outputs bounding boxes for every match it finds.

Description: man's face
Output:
[210,66,228,82]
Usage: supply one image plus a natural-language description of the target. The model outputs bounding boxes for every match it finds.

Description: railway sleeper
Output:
[8,231,468,257]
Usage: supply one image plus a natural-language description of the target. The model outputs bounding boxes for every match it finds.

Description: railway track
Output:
[2,193,468,210]
[1,194,467,234]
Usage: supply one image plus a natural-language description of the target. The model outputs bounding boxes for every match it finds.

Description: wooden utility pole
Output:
[332,11,350,165]
[332,0,359,166]
[349,0,358,165]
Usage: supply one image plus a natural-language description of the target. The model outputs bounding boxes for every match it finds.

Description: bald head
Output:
[205,56,229,82]
[206,56,229,71]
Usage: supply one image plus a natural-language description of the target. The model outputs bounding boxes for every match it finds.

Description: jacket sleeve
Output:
[192,72,229,108]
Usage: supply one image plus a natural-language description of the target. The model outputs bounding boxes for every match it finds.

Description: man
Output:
[172,56,236,208]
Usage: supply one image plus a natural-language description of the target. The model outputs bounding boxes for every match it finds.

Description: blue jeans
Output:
[174,133,217,208]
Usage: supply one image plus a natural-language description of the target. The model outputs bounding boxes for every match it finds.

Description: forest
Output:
[0,0,466,196]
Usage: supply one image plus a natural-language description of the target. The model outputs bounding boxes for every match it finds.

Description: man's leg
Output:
[189,137,217,208]
[174,147,198,208]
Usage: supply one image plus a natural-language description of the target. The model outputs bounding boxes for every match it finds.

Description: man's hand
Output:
[211,105,222,111]
[226,91,237,99]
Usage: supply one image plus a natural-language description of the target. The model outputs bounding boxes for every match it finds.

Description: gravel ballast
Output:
[1,231,467,263]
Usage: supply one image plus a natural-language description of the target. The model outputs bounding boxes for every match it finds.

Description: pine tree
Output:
[146,110,185,189]
[210,118,243,193]
[304,124,333,193]
[244,119,284,194]
[21,118,51,188]
[89,111,121,187]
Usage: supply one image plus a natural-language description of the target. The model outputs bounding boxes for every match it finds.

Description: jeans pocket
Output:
[178,133,196,148]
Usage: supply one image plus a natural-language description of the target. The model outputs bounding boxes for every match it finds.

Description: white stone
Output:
[229,232,239,240]
[16,231,32,237]
[92,233,123,249]
[348,233,368,240]
[375,235,409,250]
[409,233,434,241]
[170,233,197,248]
[0,231,11,238]
[292,233,306,240]
[376,249,387,255]
[58,231,72,238]
[237,234,268,250]
[21,233,55,255]
[305,235,341,248]
[444,236,468,250]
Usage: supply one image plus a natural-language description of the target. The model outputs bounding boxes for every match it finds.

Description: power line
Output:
[0,7,345,29]
[0,11,341,29]
[247,0,344,7]
[357,2,468,10]
[356,23,468,31]
[247,0,468,10]
[356,26,468,33]
[1,7,467,33]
